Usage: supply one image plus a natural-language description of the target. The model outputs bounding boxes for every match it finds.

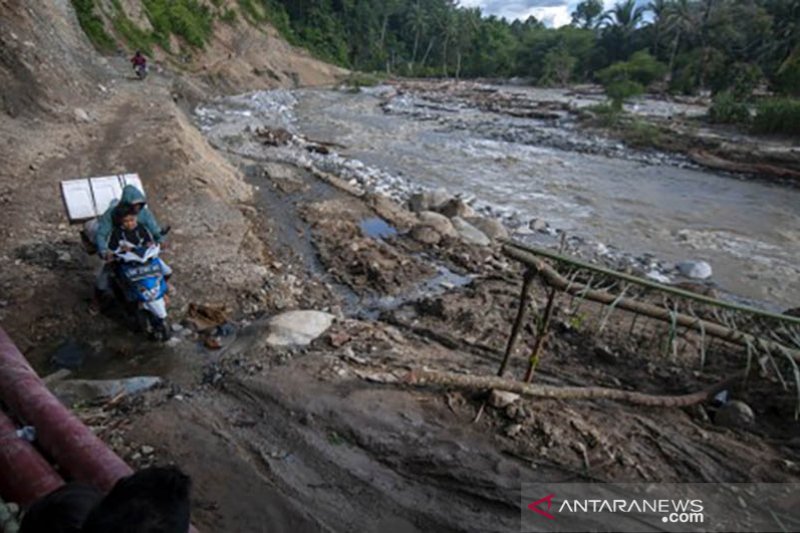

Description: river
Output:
[196,85,800,311]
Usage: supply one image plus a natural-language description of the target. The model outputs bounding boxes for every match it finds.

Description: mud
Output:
[2,5,799,531]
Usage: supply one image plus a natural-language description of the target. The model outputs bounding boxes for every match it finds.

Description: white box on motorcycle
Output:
[60,173,144,223]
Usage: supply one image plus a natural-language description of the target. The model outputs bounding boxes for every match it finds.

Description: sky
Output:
[458,0,621,28]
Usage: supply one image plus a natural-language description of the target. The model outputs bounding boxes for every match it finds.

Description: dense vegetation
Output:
[71,0,799,134]
[253,0,800,97]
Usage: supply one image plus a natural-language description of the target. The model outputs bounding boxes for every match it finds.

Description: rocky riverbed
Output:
[195,81,800,311]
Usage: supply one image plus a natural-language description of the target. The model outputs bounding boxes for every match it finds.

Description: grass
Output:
[71,0,116,53]
[708,91,751,125]
[342,72,386,90]
[752,98,800,136]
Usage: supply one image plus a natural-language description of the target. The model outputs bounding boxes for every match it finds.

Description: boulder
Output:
[265,310,335,347]
[489,389,520,408]
[408,188,450,213]
[715,400,755,428]
[417,211,457,237]
[529,218,548,232]
[410,225,441,245]
[677,260,713,280]
[466,216,508,240]
[436,198,475,219]
[451,217,491,246]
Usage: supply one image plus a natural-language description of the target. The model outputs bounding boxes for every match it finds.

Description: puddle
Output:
[350,262,473,320]
[359,217,398,240]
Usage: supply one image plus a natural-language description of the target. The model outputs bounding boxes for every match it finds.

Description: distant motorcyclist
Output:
[131,50,148,78]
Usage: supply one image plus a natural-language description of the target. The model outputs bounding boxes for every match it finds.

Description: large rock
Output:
[489,389,520,408]
[715,400,755,428]
[436,198,475,219]
[265,310,335,347]
[677,260,713,280]
[410,225,441,245]
[408,188,450,213]
[417,211,457,238]
[465,216,508,240]
[451,217,491,246]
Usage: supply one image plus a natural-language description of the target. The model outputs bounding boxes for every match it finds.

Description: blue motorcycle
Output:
[110,244,171,341]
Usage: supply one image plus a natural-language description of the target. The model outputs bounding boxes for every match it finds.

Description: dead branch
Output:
[502,245,800,363]
[403,368,742,407]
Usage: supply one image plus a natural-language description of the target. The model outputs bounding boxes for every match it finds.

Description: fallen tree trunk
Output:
[502,245,800,364]
[689,149,800,181]
[404,368,741,407]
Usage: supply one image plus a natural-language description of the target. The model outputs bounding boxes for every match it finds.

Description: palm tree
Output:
[647,0,670,58]
[602,0,646,36]
[662,0,698,77]
[601,0,647,61]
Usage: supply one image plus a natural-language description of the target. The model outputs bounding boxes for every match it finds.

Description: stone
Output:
[74,107,91,123]
[408,188,450,213]
[715,400,755,428]
[677,260,713,280]
[504,424,524,438]
[451,217,491,246]
[265,310,335,347]
[417,211,457,237]
[436,198,475,219]
[645,270,671,284]
[410,225,441,245]
[529,218,548,232]
[141,445,155,455]
[489,389,521,408]
[51,377,162,405]
[465,216,509,240]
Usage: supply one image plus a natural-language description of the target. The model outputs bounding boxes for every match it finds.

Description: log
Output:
[688,149,800,181]
[502,245,800,363]
[404,369,741,407]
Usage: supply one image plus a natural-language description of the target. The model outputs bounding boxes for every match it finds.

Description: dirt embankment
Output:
[1,4,799,533]
[0,0,342,351]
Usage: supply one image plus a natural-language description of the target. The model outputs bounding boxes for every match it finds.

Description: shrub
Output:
[753,98,800,136]
[708,91,751,124]
[596,51,667,88]
[606,80,644,110]
[774,49,800,97]
[220,8,238,25]
[71,0,115,53]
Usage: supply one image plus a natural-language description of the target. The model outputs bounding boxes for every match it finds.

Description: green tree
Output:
[571,0,604,29]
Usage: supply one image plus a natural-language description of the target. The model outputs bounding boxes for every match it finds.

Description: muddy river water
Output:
[197,86,800,310]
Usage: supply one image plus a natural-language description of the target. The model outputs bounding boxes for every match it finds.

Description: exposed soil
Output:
[1,4,799,533]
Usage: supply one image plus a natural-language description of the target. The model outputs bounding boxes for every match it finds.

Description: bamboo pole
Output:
[404,368,742,407]
[498,268,536,377]
[501,240,800,326]
[524,284,557,383]
[502,245,800,363]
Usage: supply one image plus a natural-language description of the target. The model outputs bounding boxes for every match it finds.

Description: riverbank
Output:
[2,7,799,527]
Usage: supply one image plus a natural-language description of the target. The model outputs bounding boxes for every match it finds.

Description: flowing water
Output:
[196,87,800,310]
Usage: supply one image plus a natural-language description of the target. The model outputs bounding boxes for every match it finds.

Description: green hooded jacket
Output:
[95,185,162,255]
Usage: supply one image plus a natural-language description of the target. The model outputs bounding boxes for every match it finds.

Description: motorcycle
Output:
[110,243,171,341]
[134,63,148,80]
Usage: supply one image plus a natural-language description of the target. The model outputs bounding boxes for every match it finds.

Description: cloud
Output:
[459,0,622,27]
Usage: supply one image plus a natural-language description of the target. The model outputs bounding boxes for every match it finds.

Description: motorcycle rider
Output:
[109,206,172,278]
[89,185,165,313]
[131,50,147,76]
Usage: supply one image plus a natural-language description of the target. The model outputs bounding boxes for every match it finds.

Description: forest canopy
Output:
[250,0,800,97]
